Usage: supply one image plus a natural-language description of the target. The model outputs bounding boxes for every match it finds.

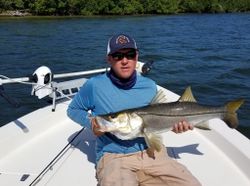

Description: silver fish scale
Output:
[134,102,226,117]
[140,112,224,134]
[130,102,226,133]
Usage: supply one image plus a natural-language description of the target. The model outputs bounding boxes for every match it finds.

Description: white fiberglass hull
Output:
[0,87,249,186]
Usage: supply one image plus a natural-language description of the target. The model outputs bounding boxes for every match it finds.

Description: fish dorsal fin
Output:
[178,86,197,102]
[151,89,168,104]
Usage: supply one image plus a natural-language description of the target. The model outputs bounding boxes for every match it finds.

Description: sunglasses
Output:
[110,50,137,61]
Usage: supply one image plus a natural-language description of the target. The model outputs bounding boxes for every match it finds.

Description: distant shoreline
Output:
[0,10,31,17]
[1,0,249,17]
[1,10,249,18]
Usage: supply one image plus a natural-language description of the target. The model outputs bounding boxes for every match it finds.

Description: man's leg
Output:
[139,147,201,186]
[96,153,139,186]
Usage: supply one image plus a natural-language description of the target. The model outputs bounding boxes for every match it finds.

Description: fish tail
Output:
[224,99,244,128]
[144,132,162,152]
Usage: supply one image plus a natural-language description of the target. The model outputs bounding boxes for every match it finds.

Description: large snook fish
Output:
[95,87,244,152]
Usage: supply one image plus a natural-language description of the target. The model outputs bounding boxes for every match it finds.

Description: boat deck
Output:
[0,89,249,186]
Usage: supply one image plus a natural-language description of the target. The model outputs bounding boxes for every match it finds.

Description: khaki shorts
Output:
[96,146,201,186]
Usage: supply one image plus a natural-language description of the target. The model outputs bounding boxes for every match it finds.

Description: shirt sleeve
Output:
[67,80,94,129]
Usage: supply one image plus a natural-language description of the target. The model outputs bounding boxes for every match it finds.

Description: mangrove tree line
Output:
[1,0,250,15]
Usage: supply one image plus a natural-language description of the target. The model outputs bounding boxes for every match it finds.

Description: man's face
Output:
[107,48,138,79]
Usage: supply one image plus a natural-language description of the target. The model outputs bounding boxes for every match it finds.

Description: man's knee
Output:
[96,154,138,186]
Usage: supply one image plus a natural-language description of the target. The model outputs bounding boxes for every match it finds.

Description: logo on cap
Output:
[116,35,130,45]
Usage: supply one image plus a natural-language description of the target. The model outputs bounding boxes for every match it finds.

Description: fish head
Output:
[96,112,143,137]
[97,112,127,126]
[96,112,131,133]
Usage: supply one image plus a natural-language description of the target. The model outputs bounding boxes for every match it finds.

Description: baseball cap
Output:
[107,34,138,55]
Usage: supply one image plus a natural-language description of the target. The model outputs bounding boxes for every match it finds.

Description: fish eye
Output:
[109,114,117,119]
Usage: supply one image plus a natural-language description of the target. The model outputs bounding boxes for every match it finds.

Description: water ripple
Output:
[0,14,249,137]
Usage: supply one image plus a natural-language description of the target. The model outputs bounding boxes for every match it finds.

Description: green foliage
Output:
[32,0,57,15]
[180,0,207,13]
[143,0,181,14]
[0,0,12,12]
[1,0,250,15]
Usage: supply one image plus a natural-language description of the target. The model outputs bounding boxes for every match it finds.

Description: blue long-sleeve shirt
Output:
[67,72,157,162]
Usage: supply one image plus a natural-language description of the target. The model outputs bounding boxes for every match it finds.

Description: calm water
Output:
[0,14,250,138]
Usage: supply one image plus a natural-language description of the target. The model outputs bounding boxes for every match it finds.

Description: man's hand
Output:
[172,120,193,133]
[91,118,105,137]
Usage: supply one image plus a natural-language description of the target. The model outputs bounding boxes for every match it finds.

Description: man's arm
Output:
[67,82,94,130]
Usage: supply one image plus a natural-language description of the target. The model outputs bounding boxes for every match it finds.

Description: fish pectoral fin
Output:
[144,132,162,152]
[194,121,211,130]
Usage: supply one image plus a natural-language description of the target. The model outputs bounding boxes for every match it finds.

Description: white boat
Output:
[0,62,249,186]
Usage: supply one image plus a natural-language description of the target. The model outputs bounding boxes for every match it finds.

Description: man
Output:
[67,33,201,186]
